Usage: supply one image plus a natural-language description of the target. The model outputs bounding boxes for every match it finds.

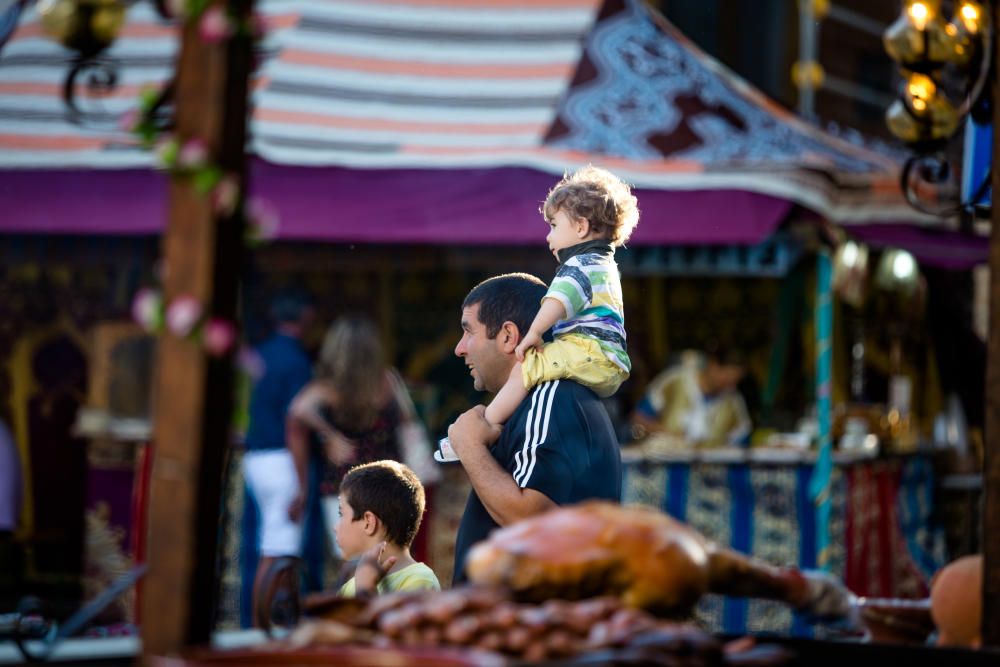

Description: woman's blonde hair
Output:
[542,165,640,246]
[315,316,385,432]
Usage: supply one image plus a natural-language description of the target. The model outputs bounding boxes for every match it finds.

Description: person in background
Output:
[240,290,315,628]
[287,315,437,584]
[0,417,21,537]
[0,418,21,609]
[334,460,439,598]
[630,344,752,448]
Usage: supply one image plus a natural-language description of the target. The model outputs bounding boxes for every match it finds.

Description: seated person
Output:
[631,345,751,448]
[335,460,440,598]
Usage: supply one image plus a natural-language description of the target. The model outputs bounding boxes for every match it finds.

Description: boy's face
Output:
[546,208,586,259]
[334,495,368,560]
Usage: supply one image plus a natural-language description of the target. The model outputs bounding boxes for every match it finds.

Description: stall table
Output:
[622,447,946,636]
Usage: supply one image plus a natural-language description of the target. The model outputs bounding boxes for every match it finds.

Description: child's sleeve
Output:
[546,258,593,320]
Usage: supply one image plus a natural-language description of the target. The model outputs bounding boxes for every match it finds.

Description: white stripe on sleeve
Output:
[516,380,558,487]
[513,381,543,482]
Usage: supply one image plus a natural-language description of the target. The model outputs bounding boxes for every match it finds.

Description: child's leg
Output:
[484,362,529,426]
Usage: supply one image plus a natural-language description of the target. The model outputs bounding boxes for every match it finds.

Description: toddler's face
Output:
[546,208,584,259]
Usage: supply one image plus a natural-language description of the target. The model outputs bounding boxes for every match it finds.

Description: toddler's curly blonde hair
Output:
[542,166,640,247]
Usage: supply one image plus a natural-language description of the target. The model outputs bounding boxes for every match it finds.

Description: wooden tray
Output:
[152,645,506,667]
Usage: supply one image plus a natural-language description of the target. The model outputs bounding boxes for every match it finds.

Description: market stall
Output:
[1,0,996,660]
[622,449,944,635]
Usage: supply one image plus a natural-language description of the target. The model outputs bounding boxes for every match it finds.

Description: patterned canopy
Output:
[0,0,939,236]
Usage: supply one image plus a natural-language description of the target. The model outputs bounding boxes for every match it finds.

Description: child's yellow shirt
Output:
[338,562,440,597]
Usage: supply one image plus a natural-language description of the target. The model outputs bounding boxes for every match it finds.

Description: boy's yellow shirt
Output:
[338,562,440,597]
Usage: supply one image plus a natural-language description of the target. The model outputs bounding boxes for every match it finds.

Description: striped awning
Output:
[0,0,933,225]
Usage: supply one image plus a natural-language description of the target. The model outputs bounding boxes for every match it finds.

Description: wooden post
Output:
[984,1,1000,645]
[141,1,254,659]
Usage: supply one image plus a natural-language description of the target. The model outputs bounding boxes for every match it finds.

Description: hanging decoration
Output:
[109,2,272,359]
[883,1,992,220]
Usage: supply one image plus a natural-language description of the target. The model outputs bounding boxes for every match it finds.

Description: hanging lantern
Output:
[883,0,992,213]
[944,1,989,67]
[832,240,870,308]
[38,0,126,58]
[956,1,986,35]
[874,249,920,296]
[885,72,960,143]
[883,0,973,71]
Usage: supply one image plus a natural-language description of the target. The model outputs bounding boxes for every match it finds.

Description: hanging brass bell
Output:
[38,0,126,57]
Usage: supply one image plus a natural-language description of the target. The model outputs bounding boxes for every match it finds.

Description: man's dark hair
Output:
[462,273,547,339]
[269,288,313,325]
[340,460,425,549]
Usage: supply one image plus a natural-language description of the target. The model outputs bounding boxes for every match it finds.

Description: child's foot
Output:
[435,421,503,463]
[434,437,460,463]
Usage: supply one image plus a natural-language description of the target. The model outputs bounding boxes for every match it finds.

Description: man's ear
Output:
[362,511,380,537]
[497,321,520,354]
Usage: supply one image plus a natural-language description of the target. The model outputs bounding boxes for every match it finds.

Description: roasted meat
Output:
[466,501,854,620]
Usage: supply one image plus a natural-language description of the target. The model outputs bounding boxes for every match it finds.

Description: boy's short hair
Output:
[340,460,425,549]
[462,273,548,340]
[542,166,639,246]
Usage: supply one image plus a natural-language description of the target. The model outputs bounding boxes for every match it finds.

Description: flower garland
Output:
[125,0,274,358]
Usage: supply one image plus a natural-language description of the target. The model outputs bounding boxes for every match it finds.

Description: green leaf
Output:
[193,166,223,194]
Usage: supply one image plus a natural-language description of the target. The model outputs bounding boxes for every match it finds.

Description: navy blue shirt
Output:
[245,333,313,451]
[453,380,622,583]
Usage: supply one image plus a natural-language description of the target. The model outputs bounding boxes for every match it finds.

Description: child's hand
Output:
[354,541,397,597]
[515,331,543,361]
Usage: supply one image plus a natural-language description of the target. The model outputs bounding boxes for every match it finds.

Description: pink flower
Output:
[117,108,139,133]
[237,346,265,380]
[247,197,280,241]
[131,288,164,332]
[212,174,240,216]
[199,6,234,43]
[166,295,203,337]
[203,318,237,356]
[177,138,209,169]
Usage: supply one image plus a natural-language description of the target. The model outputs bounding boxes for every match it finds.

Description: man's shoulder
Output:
[505,380,605,430]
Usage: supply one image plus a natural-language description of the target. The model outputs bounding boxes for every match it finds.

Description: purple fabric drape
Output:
[3,163,986,267]
[1,162,791,246]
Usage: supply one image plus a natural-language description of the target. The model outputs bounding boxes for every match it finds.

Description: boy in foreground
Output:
[335,460,440,598]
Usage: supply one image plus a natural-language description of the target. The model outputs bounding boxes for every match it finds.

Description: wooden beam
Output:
[984,1,1000,645]
[141,1,253,658]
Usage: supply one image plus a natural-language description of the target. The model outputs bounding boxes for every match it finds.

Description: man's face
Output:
[454,303,513,394]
